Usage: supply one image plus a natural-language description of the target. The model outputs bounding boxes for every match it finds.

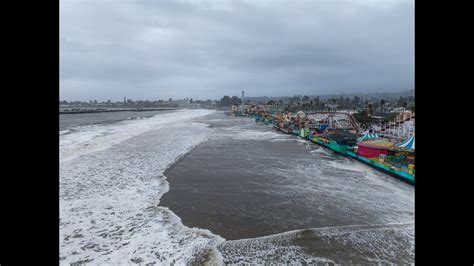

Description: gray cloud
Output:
[60,0,414,101]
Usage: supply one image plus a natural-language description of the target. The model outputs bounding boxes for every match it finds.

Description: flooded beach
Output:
[162,111,414,264]
[60,109,414,264]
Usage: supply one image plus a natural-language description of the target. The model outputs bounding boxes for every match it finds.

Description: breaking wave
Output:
[60,109,225,264]
[218,222,414,264]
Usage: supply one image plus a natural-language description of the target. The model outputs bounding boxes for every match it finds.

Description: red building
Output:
[356,141,391,158]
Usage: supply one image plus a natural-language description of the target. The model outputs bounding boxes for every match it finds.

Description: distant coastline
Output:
[59,107,178,114]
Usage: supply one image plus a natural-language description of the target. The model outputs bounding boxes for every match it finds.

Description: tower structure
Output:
[241,90,245,113]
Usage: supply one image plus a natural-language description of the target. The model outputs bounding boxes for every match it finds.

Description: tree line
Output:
[60,98,218,108]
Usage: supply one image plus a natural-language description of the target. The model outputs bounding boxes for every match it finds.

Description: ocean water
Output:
[60,110,414,264]
[162,112,414,264]
[60,109,224,264]
[59,109,176,131]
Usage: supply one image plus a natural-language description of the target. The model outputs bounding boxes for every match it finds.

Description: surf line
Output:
[224,222,415,243]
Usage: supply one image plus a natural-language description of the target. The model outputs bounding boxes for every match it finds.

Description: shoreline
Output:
[59,107,179,114]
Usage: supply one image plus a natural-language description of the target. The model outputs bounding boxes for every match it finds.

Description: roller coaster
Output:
[305,111,363,133]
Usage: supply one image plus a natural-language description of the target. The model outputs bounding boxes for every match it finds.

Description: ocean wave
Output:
[59,129,71,136]
[59,128,78,136]
[218,223,414,264]
[60,109,215,163]
[60,109,225,265]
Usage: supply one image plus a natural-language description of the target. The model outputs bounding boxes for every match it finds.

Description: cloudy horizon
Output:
[60,0,414,101]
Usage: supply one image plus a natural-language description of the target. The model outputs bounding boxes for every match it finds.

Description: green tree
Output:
[220,96,231,106]
[231,96,241,105]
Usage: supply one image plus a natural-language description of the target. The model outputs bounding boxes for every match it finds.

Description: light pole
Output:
[241,90,245,113]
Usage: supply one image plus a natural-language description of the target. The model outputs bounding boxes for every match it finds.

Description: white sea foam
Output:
[309,148,332,156]
[270,138,293,142]
[59,129,71,135]
[60,109,225,264]
[217,128,288,141]
[60,109,216,163]
[326,158,413,192]
[321,159,414,223]
[218,223,414,264]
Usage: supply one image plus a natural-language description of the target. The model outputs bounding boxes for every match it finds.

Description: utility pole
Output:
[241,90,245,113]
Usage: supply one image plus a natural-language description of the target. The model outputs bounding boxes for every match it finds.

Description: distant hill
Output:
[246,89,414,102]
[333,89,415,99]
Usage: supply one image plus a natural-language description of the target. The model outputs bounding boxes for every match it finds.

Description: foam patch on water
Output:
[327,157,370,171]
[218,223,414,264]
[325,158,413,192]
[319,159,414,223]
[217,128,289,141]
[309,147,333,156]
[270,138,294,142]
[259,149,414,226]
[60,110,225,264]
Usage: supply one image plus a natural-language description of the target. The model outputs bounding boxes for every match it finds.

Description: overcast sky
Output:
[60,0,414,101]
